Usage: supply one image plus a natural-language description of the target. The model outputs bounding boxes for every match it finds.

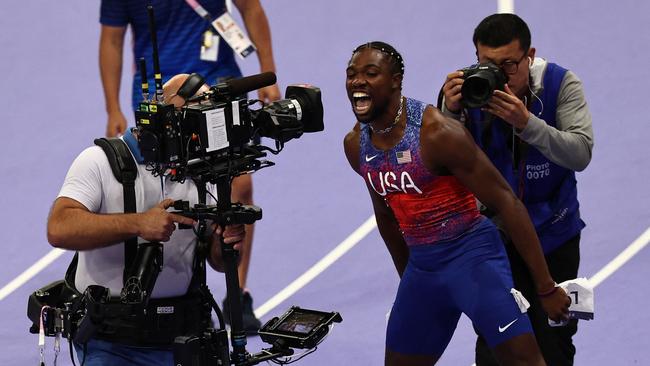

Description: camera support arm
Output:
[214,177,249,365]
[176,173,263,365]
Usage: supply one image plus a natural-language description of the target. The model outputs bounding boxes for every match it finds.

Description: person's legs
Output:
[231,173,255,290]
[75,339,173,366]
[542,235,580,363]
[477,235,580,366]
[521,237,579,365]
[475,337,500,366]
[385,247,461,366]
[464,224,544,366]
[466,258,540,366]
[492,333,545,366]
[385,350,439,366]
[225,173,262,333]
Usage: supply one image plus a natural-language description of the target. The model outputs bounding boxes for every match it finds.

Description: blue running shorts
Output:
[386,218,533,356]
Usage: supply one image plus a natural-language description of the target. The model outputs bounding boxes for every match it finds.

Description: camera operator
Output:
[100,0,280,332]
[441,14,594,366]
[46,75,246,365]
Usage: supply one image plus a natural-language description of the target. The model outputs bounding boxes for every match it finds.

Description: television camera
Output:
[134,69,324,183]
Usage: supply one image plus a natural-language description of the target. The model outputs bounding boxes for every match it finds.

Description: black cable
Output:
[289,348,318,364]
[269,347,317,365]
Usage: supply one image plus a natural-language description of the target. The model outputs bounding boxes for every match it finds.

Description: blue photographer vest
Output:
[466,63,584,254]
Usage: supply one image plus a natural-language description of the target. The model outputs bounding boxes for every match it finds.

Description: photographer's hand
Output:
[442,71,465,113]
[137,199,196,242]
[484,84,530,131]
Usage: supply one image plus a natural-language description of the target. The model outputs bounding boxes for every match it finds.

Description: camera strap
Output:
[94,137,139,284]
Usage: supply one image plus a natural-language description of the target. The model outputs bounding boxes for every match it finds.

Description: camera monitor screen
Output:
[274,311,326,334]
[258,306,342,349]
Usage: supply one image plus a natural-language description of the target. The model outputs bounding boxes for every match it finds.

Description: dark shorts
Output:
[386,219,533,356]
[75,338,172,366]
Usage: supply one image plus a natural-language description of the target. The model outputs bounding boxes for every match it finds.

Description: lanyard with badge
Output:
[184,0,256,62]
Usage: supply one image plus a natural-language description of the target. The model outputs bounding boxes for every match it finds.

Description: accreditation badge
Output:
[211,12,256,59]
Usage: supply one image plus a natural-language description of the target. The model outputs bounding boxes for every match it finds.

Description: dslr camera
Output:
[460,62,508,108]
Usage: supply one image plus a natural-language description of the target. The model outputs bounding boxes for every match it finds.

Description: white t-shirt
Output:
[58,142,216,298]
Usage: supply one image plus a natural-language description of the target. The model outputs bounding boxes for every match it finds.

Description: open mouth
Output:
[352,92,372,114]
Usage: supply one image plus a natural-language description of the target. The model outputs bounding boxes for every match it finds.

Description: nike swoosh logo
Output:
[498,318,518,333]
[365,154,379,162]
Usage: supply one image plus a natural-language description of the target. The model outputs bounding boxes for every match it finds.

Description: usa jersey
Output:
[359,98,481,246]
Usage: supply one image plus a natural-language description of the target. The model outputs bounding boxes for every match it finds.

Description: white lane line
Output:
[0,215,378,306]
[254,215,377,318]
[498,0,515,13]
[590,226,650,288]
[4,221,648,322]
[0,248,66,301]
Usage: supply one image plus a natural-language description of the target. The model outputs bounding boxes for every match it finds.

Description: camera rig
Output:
[28,5,339,366]
[128,4,339,365]
[134,68,324,184]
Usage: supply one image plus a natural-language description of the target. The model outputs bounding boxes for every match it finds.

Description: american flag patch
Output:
[396,150,412,164]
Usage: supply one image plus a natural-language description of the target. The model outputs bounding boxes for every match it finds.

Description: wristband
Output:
[538,283,559,297]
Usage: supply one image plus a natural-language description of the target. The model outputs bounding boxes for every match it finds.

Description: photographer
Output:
[441,14,594,366]
[46,75,245,365]
[344,41,569,366]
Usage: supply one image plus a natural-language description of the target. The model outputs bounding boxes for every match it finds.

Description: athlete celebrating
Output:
[343,41,569,366]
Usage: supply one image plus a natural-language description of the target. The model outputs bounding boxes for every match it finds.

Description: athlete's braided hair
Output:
[352,41,405,77]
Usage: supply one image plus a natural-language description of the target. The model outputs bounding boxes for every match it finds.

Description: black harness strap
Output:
[94,137,139,284]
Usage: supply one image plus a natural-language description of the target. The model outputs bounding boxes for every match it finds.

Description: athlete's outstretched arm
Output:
[420,106,569,321]
[344,125,409,277]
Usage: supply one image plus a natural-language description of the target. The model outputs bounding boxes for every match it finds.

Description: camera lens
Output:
[460,63,508,109]
[461,71,497,108]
